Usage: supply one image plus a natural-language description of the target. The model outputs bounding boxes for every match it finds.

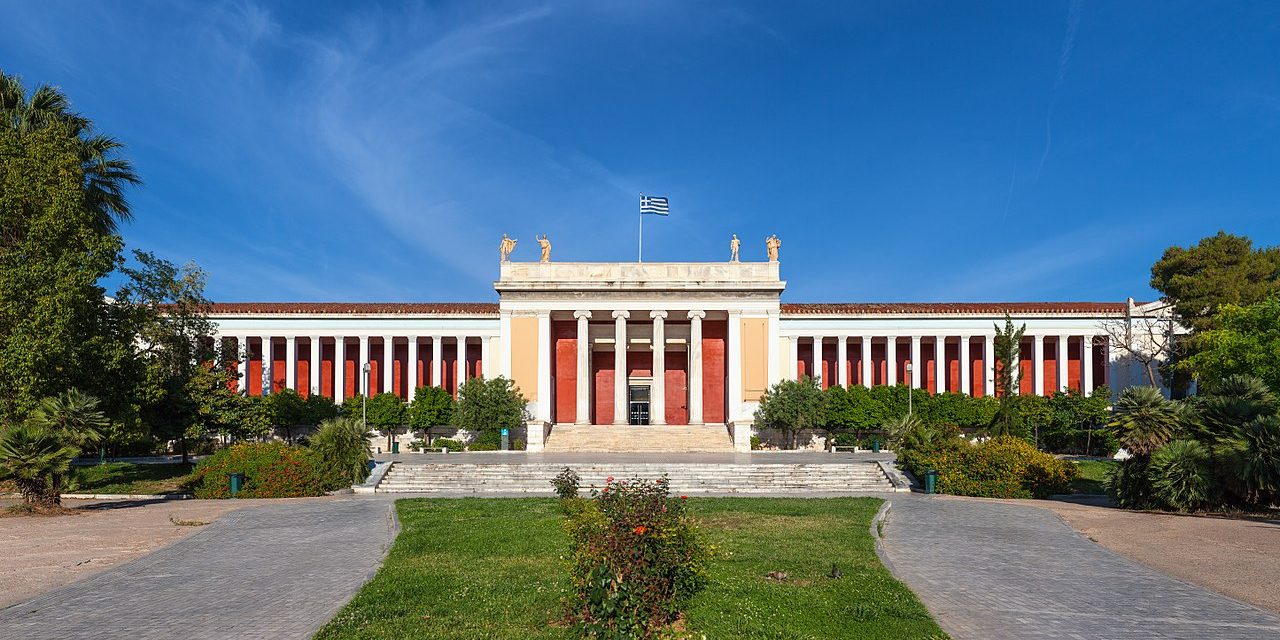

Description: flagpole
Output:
[638,193,643,262]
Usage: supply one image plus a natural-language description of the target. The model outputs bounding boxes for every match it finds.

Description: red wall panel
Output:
[297,342,311,398]
[248,340,263,397]
[321,341,335,399]
[592,351,614,424]
[895,339,910,387]
[872,341,886,385]
[970,338,985,397]
[797,343,812,379]
[665,353,688,425]
[946,340,960,393]
[271,339,286,393]
[443,342,458,397]
[703,320,727,424]
[1044,337,1059,393]
[553,320,577,424]
[820,340,836,389]
[1067,337,1081,392]
[1019,337,1034,396]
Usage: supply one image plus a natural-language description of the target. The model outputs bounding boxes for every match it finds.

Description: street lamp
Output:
[361,361,370,430]
[905,362,914,415]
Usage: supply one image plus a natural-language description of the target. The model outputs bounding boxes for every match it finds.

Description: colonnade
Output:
[789,333,1107,396]
[221,334,491,400]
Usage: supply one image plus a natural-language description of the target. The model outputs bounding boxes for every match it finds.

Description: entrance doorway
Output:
[628,384,650,425]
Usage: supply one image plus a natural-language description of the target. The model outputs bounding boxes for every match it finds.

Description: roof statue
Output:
[766,234,781,262]
[499,234,517,262]
[538,234,552,263]
[729,234,740,262]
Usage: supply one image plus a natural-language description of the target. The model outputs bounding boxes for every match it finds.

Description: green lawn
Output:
[1069,460,1117,495]
[69,462,194,495]
[315,497,946,640]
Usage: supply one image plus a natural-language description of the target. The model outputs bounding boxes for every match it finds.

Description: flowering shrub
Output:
[185,442,327,498]
[900,436,1078,499]
[552,466,581,499]
[563,475,710,638]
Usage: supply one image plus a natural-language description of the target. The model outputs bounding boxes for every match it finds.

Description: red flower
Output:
[606,476,614,483]
[634,525,647,535]
[680,495,688,500]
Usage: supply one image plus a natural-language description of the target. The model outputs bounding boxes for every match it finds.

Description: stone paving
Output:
[0,497,396,640]
[881,495,1280,639]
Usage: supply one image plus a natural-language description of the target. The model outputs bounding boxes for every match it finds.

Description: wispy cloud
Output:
[1034,0,1083,182]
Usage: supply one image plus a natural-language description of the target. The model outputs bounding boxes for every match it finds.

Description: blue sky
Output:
[4,1,1279,303]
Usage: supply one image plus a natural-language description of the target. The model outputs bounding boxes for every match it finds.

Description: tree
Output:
[263,388,307,443]
[27,389,108,453]
[990,315,1026,436]
[365,392,408,450]
[1042,387,1111,454]
[0,423,77,508]
[1180,299,1280,394]
[308,417,372,489]
[409,386,455,441]
[1098,300,1180,389]
[0,123,124,423]
[1108,387,1183,457]
[0,71,140,234]
[453,377,529,435]
[753,376,827,449]
[117,251,220,460]
[303,393,340,428]
[1190,375,1277,447]
[1150,232,1280,334]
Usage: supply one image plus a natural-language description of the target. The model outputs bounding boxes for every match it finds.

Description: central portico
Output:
[495,261,786,433]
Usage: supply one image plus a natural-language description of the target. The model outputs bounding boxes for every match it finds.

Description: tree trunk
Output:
[180,436,189,465]
[1144,363,1159,388]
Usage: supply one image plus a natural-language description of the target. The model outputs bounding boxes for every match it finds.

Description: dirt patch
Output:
[1028,499,1280,614]
[0,496,337,609]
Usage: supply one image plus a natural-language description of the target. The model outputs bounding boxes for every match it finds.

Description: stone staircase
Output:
[374,462,896,494]
[542,425,735,452]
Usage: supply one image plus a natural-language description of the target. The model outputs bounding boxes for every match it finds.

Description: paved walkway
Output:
[881,495,1280,639]
[0,497,396,640]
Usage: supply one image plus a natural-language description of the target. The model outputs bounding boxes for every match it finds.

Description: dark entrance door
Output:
[628,384,650,425]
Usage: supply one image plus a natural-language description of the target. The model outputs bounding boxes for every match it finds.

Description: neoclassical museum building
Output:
[210,252,1166,450]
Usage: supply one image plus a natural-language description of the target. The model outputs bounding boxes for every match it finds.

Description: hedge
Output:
[185,442,328,498]
[899,436,1078,499]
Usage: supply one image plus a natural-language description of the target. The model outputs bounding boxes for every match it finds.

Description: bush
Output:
[409,386,454,436]
[468,430,500,451]
[753,376,826,449]
[552,466,580,498]
[454,376,529,436]
[1149,439,1216,511]
[308,417,372,490]
[1106,458,1155,509]
[185,442,326,498]
[564,476,710,638]
[432,437,464,452]
[900,436,1078,499]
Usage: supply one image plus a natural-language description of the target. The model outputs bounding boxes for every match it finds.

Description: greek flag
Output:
[639,194,670,216]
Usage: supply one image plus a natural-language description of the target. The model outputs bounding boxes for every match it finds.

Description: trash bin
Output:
[923,469,938,495]
[871,440,881,454]
[228,472,246,497]
[391,440,400,454]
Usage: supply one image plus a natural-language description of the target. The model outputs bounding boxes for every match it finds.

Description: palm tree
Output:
[0,71,139,234]
[1192,375,1277,446]
[0,423,78,508]
[1108,386,1183,457]
[28,389,108,452]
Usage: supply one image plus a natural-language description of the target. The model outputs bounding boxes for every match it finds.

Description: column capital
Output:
[612,309,630,320]
[573,309,592,319]
[649,310,668,320]
[1033,334,1045,343]
[687,310,706,320]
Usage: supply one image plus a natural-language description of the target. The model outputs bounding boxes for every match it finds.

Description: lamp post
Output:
[905,362,914,416]
[361,362,370,430]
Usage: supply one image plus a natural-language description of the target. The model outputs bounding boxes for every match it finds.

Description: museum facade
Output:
[210,258,1165,449]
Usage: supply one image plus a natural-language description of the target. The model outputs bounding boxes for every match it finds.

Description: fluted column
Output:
[808,335,820,384]
[612,310,629,424]
[1032,335,1045,396]
[481,335,491,378]
[407,336,419,399]
[1057,335,1069,393]
[1082,335,1095,394]
[382,337,394,395]
[285,336,297,392]
[430,335,442,388]
[727,311,742,421]
[934,336,946,393]
[574,310,591,425]
[860,336,872,388]
[837,336,848,387]
[536,312,551,422]
[788,336,799,380]
[688,311,705,425]
[334,337,346,401]
[235,337,248,393]
[960,336,971,396]
[650,310,667,425]
[910,336,922,388]
[309,335,321,396]
[984,334,995,396]
[261,336,274,394]
[886,337,898,385]
[456,335,468,387]
[358,336,370,396]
